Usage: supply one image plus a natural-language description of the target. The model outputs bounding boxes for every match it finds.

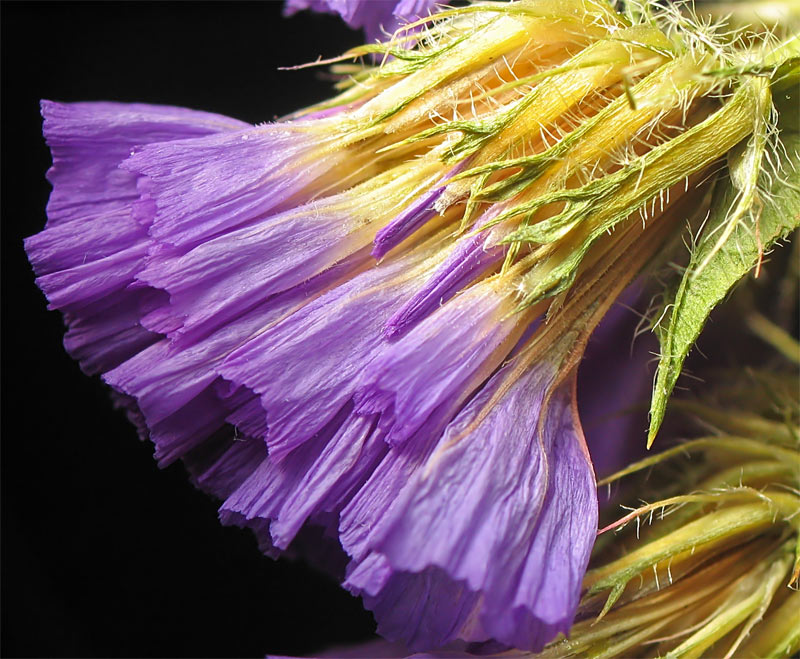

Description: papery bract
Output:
[26,0,781,653]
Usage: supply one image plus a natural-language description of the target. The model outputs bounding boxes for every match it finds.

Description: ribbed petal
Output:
[344,359,597,651]
[219,405,360,547]
[373,164,466,260]
[339,399,458,562]
[351,558,485,649]
[103,270,338,464]
[184,434,269,501]
[221,404,389,552]
[122,122,343,249]
[218,243,439,460]
[38,100,248,230]
[384,229,505,338]
[355,278,523,446]
[25,101,247,374]
[60,290,165,376]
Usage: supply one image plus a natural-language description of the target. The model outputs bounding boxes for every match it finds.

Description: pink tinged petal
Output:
[217,244,437,460]
[345,360,597,651]
[121,123,340,249]
[355,278,522,446]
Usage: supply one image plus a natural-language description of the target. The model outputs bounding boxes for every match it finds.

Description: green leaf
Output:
[648,104,800,447]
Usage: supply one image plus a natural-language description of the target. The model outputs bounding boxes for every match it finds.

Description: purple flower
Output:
[284,0,439,42]
[27,3,707,652]
[25,97,614,652]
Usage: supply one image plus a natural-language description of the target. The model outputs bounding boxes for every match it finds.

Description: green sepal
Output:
[647,105,800,447]
[505,76,763,310]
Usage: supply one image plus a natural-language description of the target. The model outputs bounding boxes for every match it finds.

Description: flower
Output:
[25,0,798,653]
[284,0,439,43]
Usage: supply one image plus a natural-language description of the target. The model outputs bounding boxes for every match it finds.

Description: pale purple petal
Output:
[221,408,388,551]
[345,358,597,651]
[384,230,505,338]
[285,0,438,42]
[339,399,459,562]
[217,242,439,459]
[133,196,379,344]
[26,101,246,373]
[355,278,523,446]
[38,100,248,229]
[103,267,341,464]
[122,122,342,249]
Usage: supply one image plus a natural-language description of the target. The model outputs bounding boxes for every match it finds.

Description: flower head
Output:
[25,0,799,652]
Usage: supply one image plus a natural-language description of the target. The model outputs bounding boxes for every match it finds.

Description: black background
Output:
[1,2,380,657]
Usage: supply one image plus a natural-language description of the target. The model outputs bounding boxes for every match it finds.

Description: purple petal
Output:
[286,0,438,42]
[103,267,340,464]
[345,359,597,651]
[26,101,246,373]
[339,399,459,562]
[38,100,248,230]
[218,241,440,460]
[134,205,374,344]
[61,289,164,376]
[372,184,444,260]
[372,165,466,261]
[225,408,389,553]
[223,389,270,441]
[579,294,655,479]
[355,278,525,446]
[384,229,505,338]
[185,434,269,501]
[122,122,341,249]
[220,404,386,553]
[350,560,485,649]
